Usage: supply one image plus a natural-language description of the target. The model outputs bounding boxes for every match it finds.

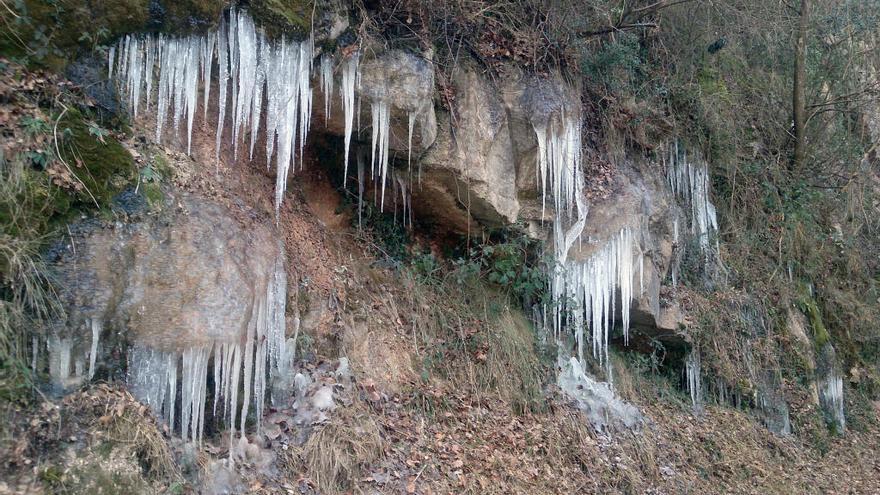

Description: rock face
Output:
[45,190,288,441]
[48,192,281,364]
[314,50,687,341]
[312,49,437,158]
[314,47,690,355]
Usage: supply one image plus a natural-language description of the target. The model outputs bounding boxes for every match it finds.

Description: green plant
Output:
[24,149,51,168]
[87,122,109,144]
[20,116,50,137]
[457,234,549,307]
[410,249,440,283]
[580,32,645,93]
[139,163,163,183]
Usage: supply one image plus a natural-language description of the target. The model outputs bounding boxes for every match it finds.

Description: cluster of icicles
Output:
[45,251,287,449]
[111,9,412,218]
[47,319,102,390]
[127,254,288,445]
[665,141,719,256]
[821,370,845,430]
[685,350,702,412]
[534,110,644,382]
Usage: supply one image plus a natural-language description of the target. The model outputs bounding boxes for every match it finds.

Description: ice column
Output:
[340,53,359,182]
[686,350,702,412]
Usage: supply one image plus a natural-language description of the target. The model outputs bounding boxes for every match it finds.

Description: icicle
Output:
[31,335,38,373]
[370,100,391,210]
[88,318,101,380]
[394,173,411,229]
[823,373,845,429]
[320,55,334,125]
[665,141,718,258]
[232,12,258,159]
[165,353,178,432]
[407,111,415,173]
[556,227,635,379]
[266,245,288,378]
[202,36,215,122]
[128,344,179,430]
[357,149,364,230]
[249,35,267,161]
[108,45,116,80]
[184,38,200,155]
[239,308,257,436]
[297,41,313,171]
[341,53,359,185]
[215,26,229,163]
[213,341,222,416]
[686,350,702,412]
[48,335,73,390]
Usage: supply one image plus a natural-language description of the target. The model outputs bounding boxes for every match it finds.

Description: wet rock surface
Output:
[45,189,284,388]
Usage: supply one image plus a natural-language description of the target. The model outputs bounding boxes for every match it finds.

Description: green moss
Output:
[159,0,226,33]
[3,0,150,69]
[697,65,729,99]
[38,465,65,485]
[796,289,831,350]
[248,0,313,40]
[56,109,136,206]
[141,182,165,207]
[150,151,174,180]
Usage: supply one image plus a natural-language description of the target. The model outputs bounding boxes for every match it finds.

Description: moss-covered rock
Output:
[55,109,136,210]
[797,292,831,350]
[151,0,228,33]
[247,0,313,40]
[1,0,228,70]
[1,0,150,69]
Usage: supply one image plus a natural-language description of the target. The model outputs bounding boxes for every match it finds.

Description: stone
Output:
[45,190,283,388]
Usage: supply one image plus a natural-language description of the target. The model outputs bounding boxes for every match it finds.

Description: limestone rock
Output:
[46,191,284,389]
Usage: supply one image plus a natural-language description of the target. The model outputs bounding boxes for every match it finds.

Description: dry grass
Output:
[0,155,63,403]
[61,385,180,480]
[399,270,547,414]
[285,398,385,494]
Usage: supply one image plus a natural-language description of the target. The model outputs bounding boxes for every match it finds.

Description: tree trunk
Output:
[792,0,810,170]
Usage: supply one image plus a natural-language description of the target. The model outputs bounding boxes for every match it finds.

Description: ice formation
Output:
[392,171,413,228]
[819,370,846,431]
[48,335,73,391]
[665,141,719,255]
[47,319,102,392]
[686,350,702,412]
[557,355,642,431]
[370,100,391,209]
[407,111,415,173]
[340,53,359,184]
[530,107,645,382]
[555,228,638,377]
[533,115,582,221]
[126,249,287,445]
[88,318,100,380]
[111,9,314,216]
[320,55,334,125]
